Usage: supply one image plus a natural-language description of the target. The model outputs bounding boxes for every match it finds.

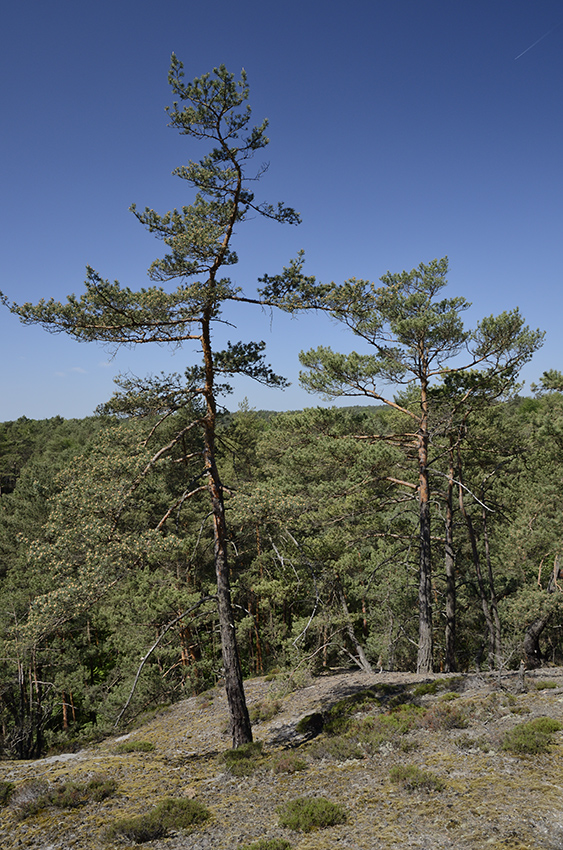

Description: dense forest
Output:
[1,59,562,759]
[1,379,563,758]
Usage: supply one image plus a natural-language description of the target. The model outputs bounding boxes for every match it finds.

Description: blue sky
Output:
[1,0,562,420]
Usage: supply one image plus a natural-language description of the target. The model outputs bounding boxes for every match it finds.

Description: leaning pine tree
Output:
[1,57,300,746]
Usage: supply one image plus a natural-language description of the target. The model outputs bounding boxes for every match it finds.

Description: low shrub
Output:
[454,733,492,753]
[272,669,313,697]
[308,735,363,761]
[413,681,440,697]
[399,738,419,753]
[114,739,155,753]
[420,702,468,731]
[250,699,282,723]
[223,741,264,776]
[86,775,118,802]
[322,691,380,735]
[349,704,424,753]
[226,757,258,776]
[10,780,50,820]
[373,704,424,735]
[502,717,563,755]
[0,781,15,806]
[389,764,445,792]
[195,691,215,709]
[239,840,292,850]
[287,669,313,691]
[107,797,210,843]
[270,753,307,774]
[309,702,424,759]
[413,677,463,698]
[277,797,347,832]
[535,680,557,690]
[48,782,86,809]
[11,775,117,819]
[106,810,167,843]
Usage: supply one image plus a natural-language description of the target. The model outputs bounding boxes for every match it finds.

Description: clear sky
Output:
[1,0,562,420]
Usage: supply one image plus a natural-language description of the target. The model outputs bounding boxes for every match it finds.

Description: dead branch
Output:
[114,595,216,727]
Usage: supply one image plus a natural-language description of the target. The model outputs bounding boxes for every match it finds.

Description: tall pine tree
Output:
[1,57,300,745]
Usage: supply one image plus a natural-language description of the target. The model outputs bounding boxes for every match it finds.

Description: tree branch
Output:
[114,595,216,727]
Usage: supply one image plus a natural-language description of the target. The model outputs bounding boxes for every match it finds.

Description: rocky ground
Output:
[2,666,563,849]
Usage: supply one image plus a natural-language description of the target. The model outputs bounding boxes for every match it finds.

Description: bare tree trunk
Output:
[202,311,252,747]
[417,382,433,673]
[337,583,374,674]
[523,613,551,669]
[206,442,252,745]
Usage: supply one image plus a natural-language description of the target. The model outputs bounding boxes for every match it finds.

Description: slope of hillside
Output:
[2,668,563,849]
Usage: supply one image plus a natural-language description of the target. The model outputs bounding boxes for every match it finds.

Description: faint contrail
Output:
[514,20,562,60]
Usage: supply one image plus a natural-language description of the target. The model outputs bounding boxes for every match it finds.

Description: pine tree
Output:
[1,57,300,745]
[260,257,543,672]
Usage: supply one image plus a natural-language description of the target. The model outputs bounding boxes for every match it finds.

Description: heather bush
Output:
[223,741,264,776]
[11,775,116,819]
[308,735,363,761]
[107,797,210,843]
[420,702,468,731]
[0,781,15,806]
[270,752,307,774]
[502,717,563,754]
[389,764,445,792]
[277,797,347,832]
[249,698,282,723]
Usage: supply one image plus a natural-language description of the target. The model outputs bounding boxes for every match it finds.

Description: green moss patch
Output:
[114,739,155,753]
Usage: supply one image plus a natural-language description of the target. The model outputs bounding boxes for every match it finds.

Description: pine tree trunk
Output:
[417,386,433,674]
[418,496,434,672]
[523,613,551,669]
[207,454,252,745]
[202,311,252,747]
